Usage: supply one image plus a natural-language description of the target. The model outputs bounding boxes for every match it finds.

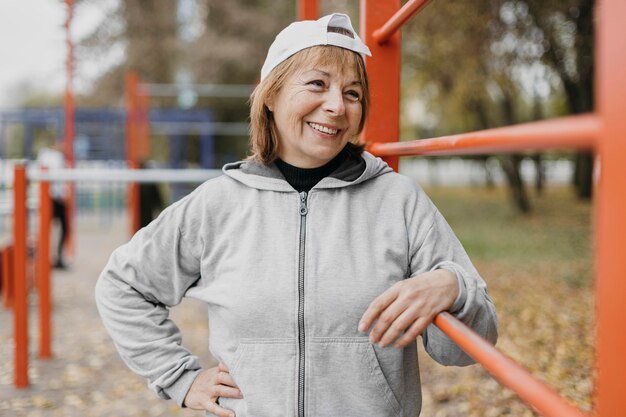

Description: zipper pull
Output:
[299,191,308,216]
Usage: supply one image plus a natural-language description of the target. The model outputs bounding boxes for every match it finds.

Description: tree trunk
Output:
[574,152,594,198]
[526,0,595,200]
[483,156,496,189]
[500,91,531,213]
[532,153,544,195]
[501,155,532,214]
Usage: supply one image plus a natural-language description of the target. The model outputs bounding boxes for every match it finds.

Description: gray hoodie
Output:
[95,151,498,417]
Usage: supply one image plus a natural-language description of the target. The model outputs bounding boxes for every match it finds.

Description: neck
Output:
[275,149,347,192]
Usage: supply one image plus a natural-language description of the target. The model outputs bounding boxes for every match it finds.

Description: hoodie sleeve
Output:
[407,187,498,366]
[95,189,206,406]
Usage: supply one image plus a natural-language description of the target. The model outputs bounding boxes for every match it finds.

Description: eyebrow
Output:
[302,69,362,86]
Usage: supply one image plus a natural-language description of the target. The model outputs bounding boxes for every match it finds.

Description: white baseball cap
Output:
[260,13,372,81]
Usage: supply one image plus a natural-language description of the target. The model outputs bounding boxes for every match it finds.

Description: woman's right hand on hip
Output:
[183,362,243,417]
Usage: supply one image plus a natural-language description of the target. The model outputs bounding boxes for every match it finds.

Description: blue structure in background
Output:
[149,108,215,169]
[0,107,216,168]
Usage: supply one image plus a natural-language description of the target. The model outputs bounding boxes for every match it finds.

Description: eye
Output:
[307,80,325,88]
[345,90,361,101]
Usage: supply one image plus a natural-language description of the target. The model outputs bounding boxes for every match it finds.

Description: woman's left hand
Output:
[358,269,459,349]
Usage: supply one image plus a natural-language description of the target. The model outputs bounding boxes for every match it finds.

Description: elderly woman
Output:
[96,13,497,417]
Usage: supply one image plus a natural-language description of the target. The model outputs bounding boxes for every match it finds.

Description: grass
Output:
[424,185,593,288]
[417,184,595,416]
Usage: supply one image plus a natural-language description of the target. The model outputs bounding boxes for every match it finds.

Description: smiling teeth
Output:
[308,122,338,135]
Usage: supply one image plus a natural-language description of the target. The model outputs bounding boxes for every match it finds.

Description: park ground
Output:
[0,184,593,417]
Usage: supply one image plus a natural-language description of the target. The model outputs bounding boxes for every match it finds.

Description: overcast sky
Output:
[0,0,108,108]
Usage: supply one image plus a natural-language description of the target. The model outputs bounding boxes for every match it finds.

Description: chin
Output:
[309,149,341,164]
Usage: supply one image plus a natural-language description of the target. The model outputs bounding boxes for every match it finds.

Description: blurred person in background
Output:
[96,13,498,417]
[37,141,68,269]
[138,160,164,228]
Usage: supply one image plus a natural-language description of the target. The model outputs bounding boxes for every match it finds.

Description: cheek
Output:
[291,91,318,112]
[285,100,313,126]
[349,106,363,133]
[275,108,300,132]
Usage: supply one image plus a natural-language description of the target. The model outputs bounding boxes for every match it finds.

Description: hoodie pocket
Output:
[308,337,401,417]
[217,338,296,417]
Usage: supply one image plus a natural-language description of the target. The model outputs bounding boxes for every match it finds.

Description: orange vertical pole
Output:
[2,246,12,309]
[128,164,140,235]
[360,0,401,171]
[64,0,75,260]
[137,92,151,162]
[38,179,52,359]
[126,72,140,234]
[594,0,626,415]
[13,165,28,388]
[126,72,138,169]
[297,0,318,20]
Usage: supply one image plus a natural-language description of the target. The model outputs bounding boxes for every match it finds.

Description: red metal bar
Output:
[13,165,29,388]
[2,246,12,309]
[361,0,401,171]
[137,91,151,162]
[126,72,141,234]
[126,72,138,168]
[38,180,52,359]
[595,0,626,415]
[297,0,318,20]
[372,0,432,44]
[369,113,599,157]
[128,163,140,235]
[434,312,589,417]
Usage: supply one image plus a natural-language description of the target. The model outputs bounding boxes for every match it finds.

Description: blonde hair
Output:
[248,46,369,164]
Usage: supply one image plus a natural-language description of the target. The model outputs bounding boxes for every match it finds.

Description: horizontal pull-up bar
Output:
[140,83,254,98]
[150,121,250,136]
[369,113,599,157]
[373,0,432,44]
[27,168,223,184]
[434,312,589,417]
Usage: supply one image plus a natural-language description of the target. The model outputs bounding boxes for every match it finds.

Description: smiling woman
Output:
[249,44,370,167]
[264,48,364,167]
[96,12,498,417]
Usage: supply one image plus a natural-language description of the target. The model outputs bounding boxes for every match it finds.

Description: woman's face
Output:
[268,62,363,168]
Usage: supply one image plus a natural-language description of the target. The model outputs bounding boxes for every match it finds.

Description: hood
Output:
[222,151,393,192]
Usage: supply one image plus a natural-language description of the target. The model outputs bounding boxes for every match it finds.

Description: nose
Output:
[322,88,345,116]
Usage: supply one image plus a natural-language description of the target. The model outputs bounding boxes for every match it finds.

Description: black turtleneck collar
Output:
[275,147,349,193]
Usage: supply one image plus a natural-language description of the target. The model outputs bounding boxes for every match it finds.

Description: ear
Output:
[265,96,274,112]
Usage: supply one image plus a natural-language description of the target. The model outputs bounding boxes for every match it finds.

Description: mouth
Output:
[307,122,340,136]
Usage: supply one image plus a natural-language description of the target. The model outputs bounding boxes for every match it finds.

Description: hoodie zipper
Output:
[297,191,308,417]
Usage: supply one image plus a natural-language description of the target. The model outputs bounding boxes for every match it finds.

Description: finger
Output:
[377,305,422,347]
[217,371,241,389]
[393,316,433,348]
[214,384,244,399]
[205,400,236,417]
[218,362,230,372]
[367,298,409,344]
[358,285,400,333]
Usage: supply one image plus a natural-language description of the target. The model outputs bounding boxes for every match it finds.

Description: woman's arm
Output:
[359,186,497,366]
[95,191,206,405]
[413,210,498,366]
